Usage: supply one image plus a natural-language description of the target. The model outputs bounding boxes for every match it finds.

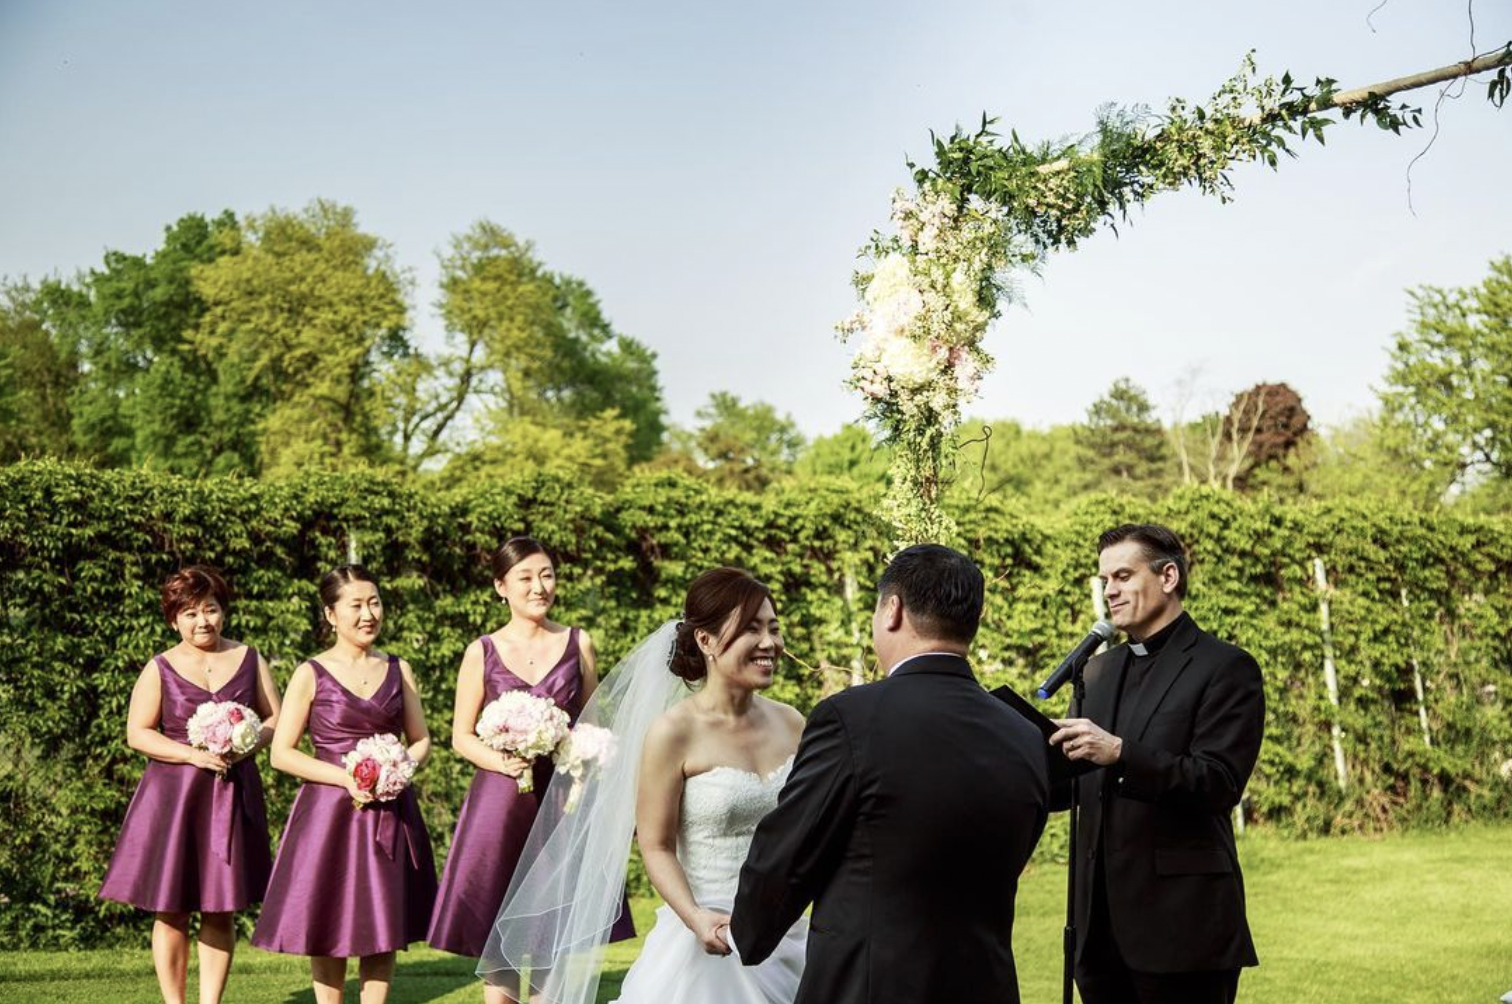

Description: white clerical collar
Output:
[886,651,961,677]
[1129,641,1149,657]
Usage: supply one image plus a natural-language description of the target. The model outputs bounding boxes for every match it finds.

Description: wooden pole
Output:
[1089,575,1109,644]
[1401,587,1434,750]
[1313,558,1349,792]
[843,568,866,687]
[1038,46,1512,175]
[1291,48,1512,118]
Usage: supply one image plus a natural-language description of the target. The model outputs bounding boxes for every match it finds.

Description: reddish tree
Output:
[1229,382,1311,489]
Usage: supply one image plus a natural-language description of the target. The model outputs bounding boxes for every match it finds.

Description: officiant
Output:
[1049,523,1265,1004]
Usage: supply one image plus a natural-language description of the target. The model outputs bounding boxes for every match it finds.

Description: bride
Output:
[479,567,809,1004]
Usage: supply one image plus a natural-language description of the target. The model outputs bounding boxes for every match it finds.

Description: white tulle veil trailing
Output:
[477,620,691,1003]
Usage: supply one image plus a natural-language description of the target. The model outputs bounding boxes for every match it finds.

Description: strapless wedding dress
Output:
[611,755,807,1004]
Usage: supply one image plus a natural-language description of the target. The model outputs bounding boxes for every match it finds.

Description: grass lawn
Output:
[3,822,1508,1003]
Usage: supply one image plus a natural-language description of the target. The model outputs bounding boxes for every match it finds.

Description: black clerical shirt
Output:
[1112,610,1191,732]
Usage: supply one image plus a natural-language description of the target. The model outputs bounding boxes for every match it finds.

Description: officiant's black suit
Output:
[731,653,1049,1004]
[1064,612,1265,1002]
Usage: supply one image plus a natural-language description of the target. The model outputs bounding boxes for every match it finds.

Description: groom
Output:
[731,544,1050,1004]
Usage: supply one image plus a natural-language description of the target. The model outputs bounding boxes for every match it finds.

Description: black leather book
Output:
[990,684,1101,782]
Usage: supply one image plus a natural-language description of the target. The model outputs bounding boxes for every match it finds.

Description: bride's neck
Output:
[696,674,756,717]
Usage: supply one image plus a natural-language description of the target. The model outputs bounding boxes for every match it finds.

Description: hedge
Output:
[1,460,1508,947]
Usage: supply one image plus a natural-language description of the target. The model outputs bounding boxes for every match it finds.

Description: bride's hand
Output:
[690,908,732,956]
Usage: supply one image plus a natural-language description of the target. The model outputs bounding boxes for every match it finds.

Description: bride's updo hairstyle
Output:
[669,567,775,684]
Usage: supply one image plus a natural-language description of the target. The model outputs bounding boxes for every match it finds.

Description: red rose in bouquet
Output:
[351,757,381,804]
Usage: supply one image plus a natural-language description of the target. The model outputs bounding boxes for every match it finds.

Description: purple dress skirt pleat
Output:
[427,630,635,958]
[99,648,273,913]
[251,657,438,958]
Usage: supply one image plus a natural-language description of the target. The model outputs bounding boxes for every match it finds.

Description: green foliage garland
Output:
[843,53,1432,544]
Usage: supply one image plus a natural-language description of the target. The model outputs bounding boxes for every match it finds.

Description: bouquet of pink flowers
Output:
[552,723,618,813]
[342,733,417,808]
[476,691,571,793]
[186,701,262,773]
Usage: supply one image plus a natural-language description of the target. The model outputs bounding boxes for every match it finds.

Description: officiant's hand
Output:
[690,908,733,956]
[1050,718,1123,766]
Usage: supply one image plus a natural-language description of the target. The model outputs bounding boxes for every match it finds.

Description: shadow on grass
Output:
[273,953,478,1004]
[596,965,629,1003]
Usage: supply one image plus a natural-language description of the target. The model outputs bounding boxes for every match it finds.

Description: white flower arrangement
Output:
[838,186,1026,544]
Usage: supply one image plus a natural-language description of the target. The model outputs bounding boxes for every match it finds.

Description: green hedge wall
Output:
[2,460,1509,947]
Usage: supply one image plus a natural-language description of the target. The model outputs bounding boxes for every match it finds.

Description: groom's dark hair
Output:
[877,544,984,644]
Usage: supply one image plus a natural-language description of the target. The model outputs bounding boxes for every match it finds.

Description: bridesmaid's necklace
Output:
[505,625,553,667]
[348,656,378,688]
[182,646,225,690]
[330,646,379,689]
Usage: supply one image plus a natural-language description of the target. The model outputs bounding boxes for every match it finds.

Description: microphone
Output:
[1035,620,1117,700]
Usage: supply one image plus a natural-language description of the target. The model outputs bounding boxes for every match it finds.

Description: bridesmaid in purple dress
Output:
[100,565,280,1004]
[428,536,633,1003]
[252,565,438,1004]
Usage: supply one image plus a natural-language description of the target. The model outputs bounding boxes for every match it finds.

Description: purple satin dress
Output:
[252,656,438,957]
[427,628,634,957]
[99,647,273,913]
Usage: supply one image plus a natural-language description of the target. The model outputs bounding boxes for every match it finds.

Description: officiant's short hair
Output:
[878,544,984,644]
[1098,523,1190,599]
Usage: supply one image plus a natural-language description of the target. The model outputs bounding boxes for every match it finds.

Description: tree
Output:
[393,221,666,473]
[544,277,666,463]
[1076,378,1171,496]
[190,200,410,477]
[948,419,1090,515]
[442,410,636,492]
[389,222,557,469]
[1169,379,1311,491]
[660,392,805,491]
[1380,255,1512,496]
[1229,382,1310,490]
[50,212,242,472]
[1287,412,1440,506]
[0,282,76,462]
[794,424,891,484]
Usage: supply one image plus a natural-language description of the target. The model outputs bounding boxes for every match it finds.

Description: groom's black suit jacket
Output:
[1063,613,1265,974]
[731,654,1049,1004]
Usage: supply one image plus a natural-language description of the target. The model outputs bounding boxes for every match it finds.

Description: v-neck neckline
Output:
[312,656,394,704]
[158,646,254,698]
[489,628,575,689]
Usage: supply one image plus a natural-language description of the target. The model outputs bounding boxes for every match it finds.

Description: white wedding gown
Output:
[611,754,808,1004]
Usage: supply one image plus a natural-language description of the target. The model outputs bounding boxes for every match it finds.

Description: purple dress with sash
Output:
[428,628,634,956]
[252,656,438,957]
[99,646,273,913]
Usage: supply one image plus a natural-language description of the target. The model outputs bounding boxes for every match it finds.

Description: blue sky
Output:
[2,1,1509,436]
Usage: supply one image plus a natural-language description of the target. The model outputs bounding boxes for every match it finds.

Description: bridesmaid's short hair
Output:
[669,568,776,684]
[161,565,232,624]
[316,564,381,640]
[491,536,554,581]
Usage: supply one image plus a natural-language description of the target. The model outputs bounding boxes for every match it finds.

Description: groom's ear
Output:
[879,593,905,632]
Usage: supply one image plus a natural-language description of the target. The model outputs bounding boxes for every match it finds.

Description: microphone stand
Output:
[1061,657,1089,1004]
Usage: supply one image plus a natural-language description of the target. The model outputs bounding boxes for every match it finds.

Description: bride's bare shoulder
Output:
[757,696,808,738]
[644,699,698,753]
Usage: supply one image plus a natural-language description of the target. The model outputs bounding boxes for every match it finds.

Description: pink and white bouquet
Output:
[476,691,571,793]
[342,733,417,808]
[186,701,262,772]
[552,723,618,813]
